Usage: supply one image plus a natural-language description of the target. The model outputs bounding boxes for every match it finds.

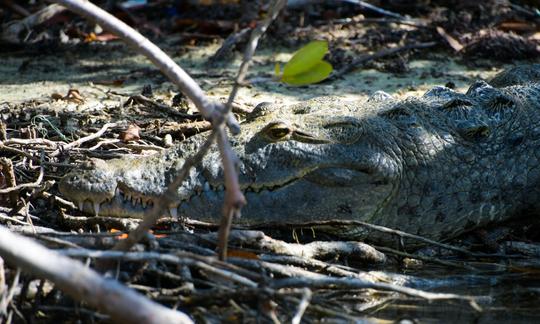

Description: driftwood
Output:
[205,230,387,264]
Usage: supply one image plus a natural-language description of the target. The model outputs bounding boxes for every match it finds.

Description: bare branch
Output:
[49,0,246,264]
[216,128,245,260]
[1,138,58,147]
[292,220,482,256]
[1,4,66,43]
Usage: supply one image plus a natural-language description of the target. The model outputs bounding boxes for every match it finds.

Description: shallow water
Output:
[372,265,540,323]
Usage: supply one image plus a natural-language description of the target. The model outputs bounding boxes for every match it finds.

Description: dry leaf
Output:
[93,32,120,42]
[227,249,259,259]
[119,124,141,142]
[51,93,64,100]
[51,89,85,103]
[65,89,85,103]
[110,228,129,240]
[84,32,97,43]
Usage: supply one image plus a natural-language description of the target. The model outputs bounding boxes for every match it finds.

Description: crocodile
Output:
[59,65,540,243]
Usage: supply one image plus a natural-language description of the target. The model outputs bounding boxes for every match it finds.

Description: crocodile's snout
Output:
[60,156,186,218]
[59,158,118,216]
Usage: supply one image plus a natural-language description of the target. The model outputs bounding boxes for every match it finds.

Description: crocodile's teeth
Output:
[169,207,178,219]
[147,200,154,208]
[115,187,120,197]
[203,181,210,192]
[141,199,147,208]
[218,185,224,191]
[78,201,84,211]
[131,197,137,207]
[93,201,100,216]
[125,194,131,202]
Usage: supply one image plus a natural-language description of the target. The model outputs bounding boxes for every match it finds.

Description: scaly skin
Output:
[59,65,540,242]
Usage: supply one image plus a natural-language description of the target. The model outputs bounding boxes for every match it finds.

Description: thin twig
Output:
[0,144,69,167]
[373,245,478,271]
[50,122,117,157]
[343,0,408,20]
[328,16,427,29]
[216,0,287,261]
[259,254,377,281]
[291,220,479,256]
[127,94,201,120]
[0,258,5,298]
[207,27,252,65]
[291,288,312,324]
[1,138,58,147]
[0,268,19,316]
[230,258,344,280]
[216,128,245,260]
[338,41,437,75]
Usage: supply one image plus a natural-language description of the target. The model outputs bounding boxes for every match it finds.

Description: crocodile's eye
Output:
[264,122,293,141]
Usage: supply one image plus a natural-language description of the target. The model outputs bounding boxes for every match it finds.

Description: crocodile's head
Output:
[59,95,403,226]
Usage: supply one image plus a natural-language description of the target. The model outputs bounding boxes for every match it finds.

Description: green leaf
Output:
[281,61,333,86]
[282,40,329,78]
